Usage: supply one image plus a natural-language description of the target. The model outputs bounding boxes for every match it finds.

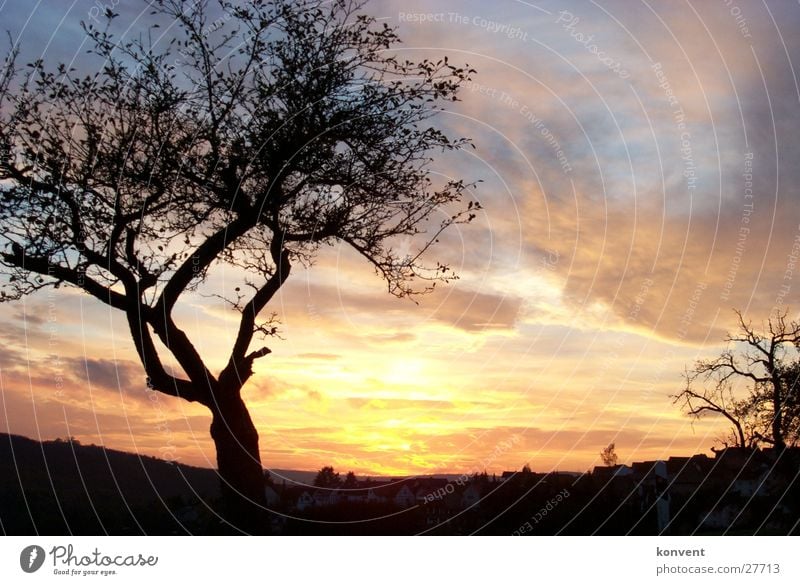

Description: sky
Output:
[1,0,800,477]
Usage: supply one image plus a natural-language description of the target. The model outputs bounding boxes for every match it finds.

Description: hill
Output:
[0,433,221,535]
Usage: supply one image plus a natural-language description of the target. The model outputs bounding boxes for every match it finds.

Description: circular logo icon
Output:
[20,545,46,573]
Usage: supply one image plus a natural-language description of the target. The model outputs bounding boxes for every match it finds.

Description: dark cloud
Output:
[10,307,47,327]
[0,346,28,371]
[66,357,144,393]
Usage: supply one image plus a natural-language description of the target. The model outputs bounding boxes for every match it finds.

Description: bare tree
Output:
[0,0,477,531]
[673,378,753,448]
[674,310,800,451]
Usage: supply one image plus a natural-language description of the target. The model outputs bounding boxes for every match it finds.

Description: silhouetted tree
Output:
[673,377,753,448]
[600,443,618,467]
[314,466,341,488]
[674,310,800,450]
[776,361,800,446]
[342,471,358,488]
[0,0,477,531]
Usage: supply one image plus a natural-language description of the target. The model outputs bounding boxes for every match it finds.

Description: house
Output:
[629,461,670,533]
[592,464,633,482]
[264,485,280,507]
[666,454,712,498]
[312,489,342,507]
[424,501,451,527]
[414,478,449,504]
[366,484,389,504]
[711,446,756,469]
[174,504,201,525]
[631,460,667,482]
[343,490,367,504]
[460,483,483,509]
[295,490,314,511]
[761,447,800,497]
[666,455,710,478]
[730,468,766,498]
[545,471,580,490]
[702,503,738,531]
[710,447,769,497]
[394,484,416,508]
[354,478,438,508]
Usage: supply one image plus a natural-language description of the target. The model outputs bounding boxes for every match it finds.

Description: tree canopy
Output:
[0,0,477,530]
[600,442,618,467]
[314,466,341,488]
[674,310,800,450]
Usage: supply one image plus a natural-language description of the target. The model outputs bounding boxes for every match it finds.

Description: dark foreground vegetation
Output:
[2,433,798,535]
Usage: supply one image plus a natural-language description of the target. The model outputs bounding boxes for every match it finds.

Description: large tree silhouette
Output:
[0,0,477,531]
[674,310,800,450]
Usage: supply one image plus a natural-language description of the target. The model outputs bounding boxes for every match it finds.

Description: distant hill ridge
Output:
[0,432,476,534]
[0,432,575,488]
[0,432,220,498]
[0,432,222,534]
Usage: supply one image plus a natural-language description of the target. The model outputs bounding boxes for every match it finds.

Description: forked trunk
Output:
[209,392,267,533]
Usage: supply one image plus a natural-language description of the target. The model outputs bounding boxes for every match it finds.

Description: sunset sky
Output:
[2,0,800,477]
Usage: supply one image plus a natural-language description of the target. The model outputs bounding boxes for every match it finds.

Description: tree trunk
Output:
[733,419,746,449]
[772,375,786,452]
[209,392,268,533]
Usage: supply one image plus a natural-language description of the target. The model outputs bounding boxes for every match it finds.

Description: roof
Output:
[667,455,712,484]
[415,477,449,490]
[712,447,761,468]
[280,486,312,499]
[462,483,484,496]
[629,461,667,482]
[592,464,632,480]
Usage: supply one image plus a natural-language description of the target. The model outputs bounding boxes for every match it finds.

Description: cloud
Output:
[427,287,523,332]
[347,397,458,411]
[367,332,417,344]
[296,353,341,361]
[413,0,800,345]
[277,280,523,334]
[517,160,800,344]
[66,358,144,394]
[9,307,47,327]
[0,346,29,371]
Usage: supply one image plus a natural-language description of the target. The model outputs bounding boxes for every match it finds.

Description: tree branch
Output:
[219,242,291,390]
[124,299,204,404]
[2,247,128,310]
[154,214,253,316]
[674,386,746,448]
